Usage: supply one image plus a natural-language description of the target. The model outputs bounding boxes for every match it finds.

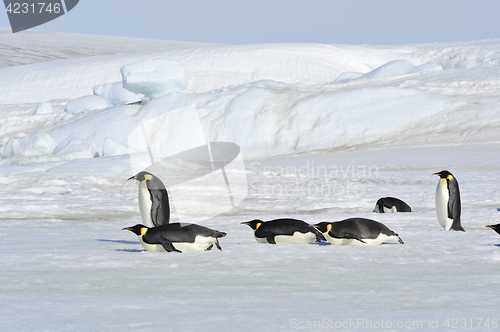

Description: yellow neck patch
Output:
[255,223,262,230]
[140,227,148,235]
[326,224,332,232]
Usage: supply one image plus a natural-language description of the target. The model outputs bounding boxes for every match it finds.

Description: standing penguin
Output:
[434,170,464,231]
[128,171,170,227]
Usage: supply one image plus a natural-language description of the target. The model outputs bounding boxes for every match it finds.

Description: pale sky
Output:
[1,0,499,44]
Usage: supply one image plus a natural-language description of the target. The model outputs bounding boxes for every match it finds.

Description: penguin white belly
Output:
[274,231,317,243]
[138,182,153,227]
[255,236,268,243]
[325,233,395,246]
[172,235,216,252]
[435,179,453,231]
[383,206,397,213]
[138,235,166,252]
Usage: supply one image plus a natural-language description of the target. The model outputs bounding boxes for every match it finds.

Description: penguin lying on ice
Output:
[433,170,464,231]
[128,171,170,227]
[241,218,325,244]
[374,197,412,213]
[123,223,227,252]
[313,218,404,246]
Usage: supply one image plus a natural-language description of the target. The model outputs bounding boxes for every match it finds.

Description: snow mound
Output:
[334,59,442,83]
[53,136,100,160]
[121,59,186,99]
[102,137,133,157]
[93,82,143,106]
[32,102,54,115]
[2,132,56,157]
[64,95,110,114]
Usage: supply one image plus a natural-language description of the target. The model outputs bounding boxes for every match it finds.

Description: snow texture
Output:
[0,31,499,331]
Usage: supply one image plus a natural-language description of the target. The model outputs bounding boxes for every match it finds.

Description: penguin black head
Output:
[128,171,154,182]
[313,222,330,233]
[123,224,148,236]
[486,224,500,236]
[241,219,263,230]
[433,170,453,179]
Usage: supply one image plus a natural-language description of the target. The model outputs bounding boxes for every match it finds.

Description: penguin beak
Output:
[240,222,250,225]
[127,176,137,181]
[433,172,441,176]
[122,227,132,231]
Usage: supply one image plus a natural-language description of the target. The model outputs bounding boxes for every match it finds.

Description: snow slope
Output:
[0,32,499,331]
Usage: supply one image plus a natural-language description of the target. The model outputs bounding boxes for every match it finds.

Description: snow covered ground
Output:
[0,31,499,331]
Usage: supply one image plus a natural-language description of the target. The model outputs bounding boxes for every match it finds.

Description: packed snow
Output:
[0,31,499,331]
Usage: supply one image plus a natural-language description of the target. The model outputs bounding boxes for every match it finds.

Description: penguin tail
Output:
[398,236,404,244]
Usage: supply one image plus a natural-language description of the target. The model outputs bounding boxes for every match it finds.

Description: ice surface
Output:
[0,33,499,331]
[64,95,110,114]
[93,82,143,107]
[32,102,54,115]
[121,59,186,99]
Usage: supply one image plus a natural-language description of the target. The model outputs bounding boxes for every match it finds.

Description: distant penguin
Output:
[374,197,412,213]
[486,224,500,236]
[123,223,227,252]
[313,218,404,246]
[434,170,464,231]
[128,171,170,227]
[241,218,325,244]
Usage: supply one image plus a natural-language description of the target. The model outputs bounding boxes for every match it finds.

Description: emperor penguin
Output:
[486,223,500,236]
[241,218,325,244]
[313,218,404,246]
[374,197,412,213]
[123,223,227,252]
[128,171,170,227]
[434,170,464,231]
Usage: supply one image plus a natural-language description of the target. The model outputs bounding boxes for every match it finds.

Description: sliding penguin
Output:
[374,197,411,213]
[241,218,325,244]
[123,223,227,252]
[434,170,464,231]
[128,171,170,227]
[486,224,500,236]
[313,218,404,246]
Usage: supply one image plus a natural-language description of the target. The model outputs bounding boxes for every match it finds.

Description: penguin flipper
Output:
[398,236,404,244]
[159,238,181,253]
[205,244,213,251]
[344,232,367,244]
[266,236,277,244]
[215,238,222,250]
[150,196,162,227]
